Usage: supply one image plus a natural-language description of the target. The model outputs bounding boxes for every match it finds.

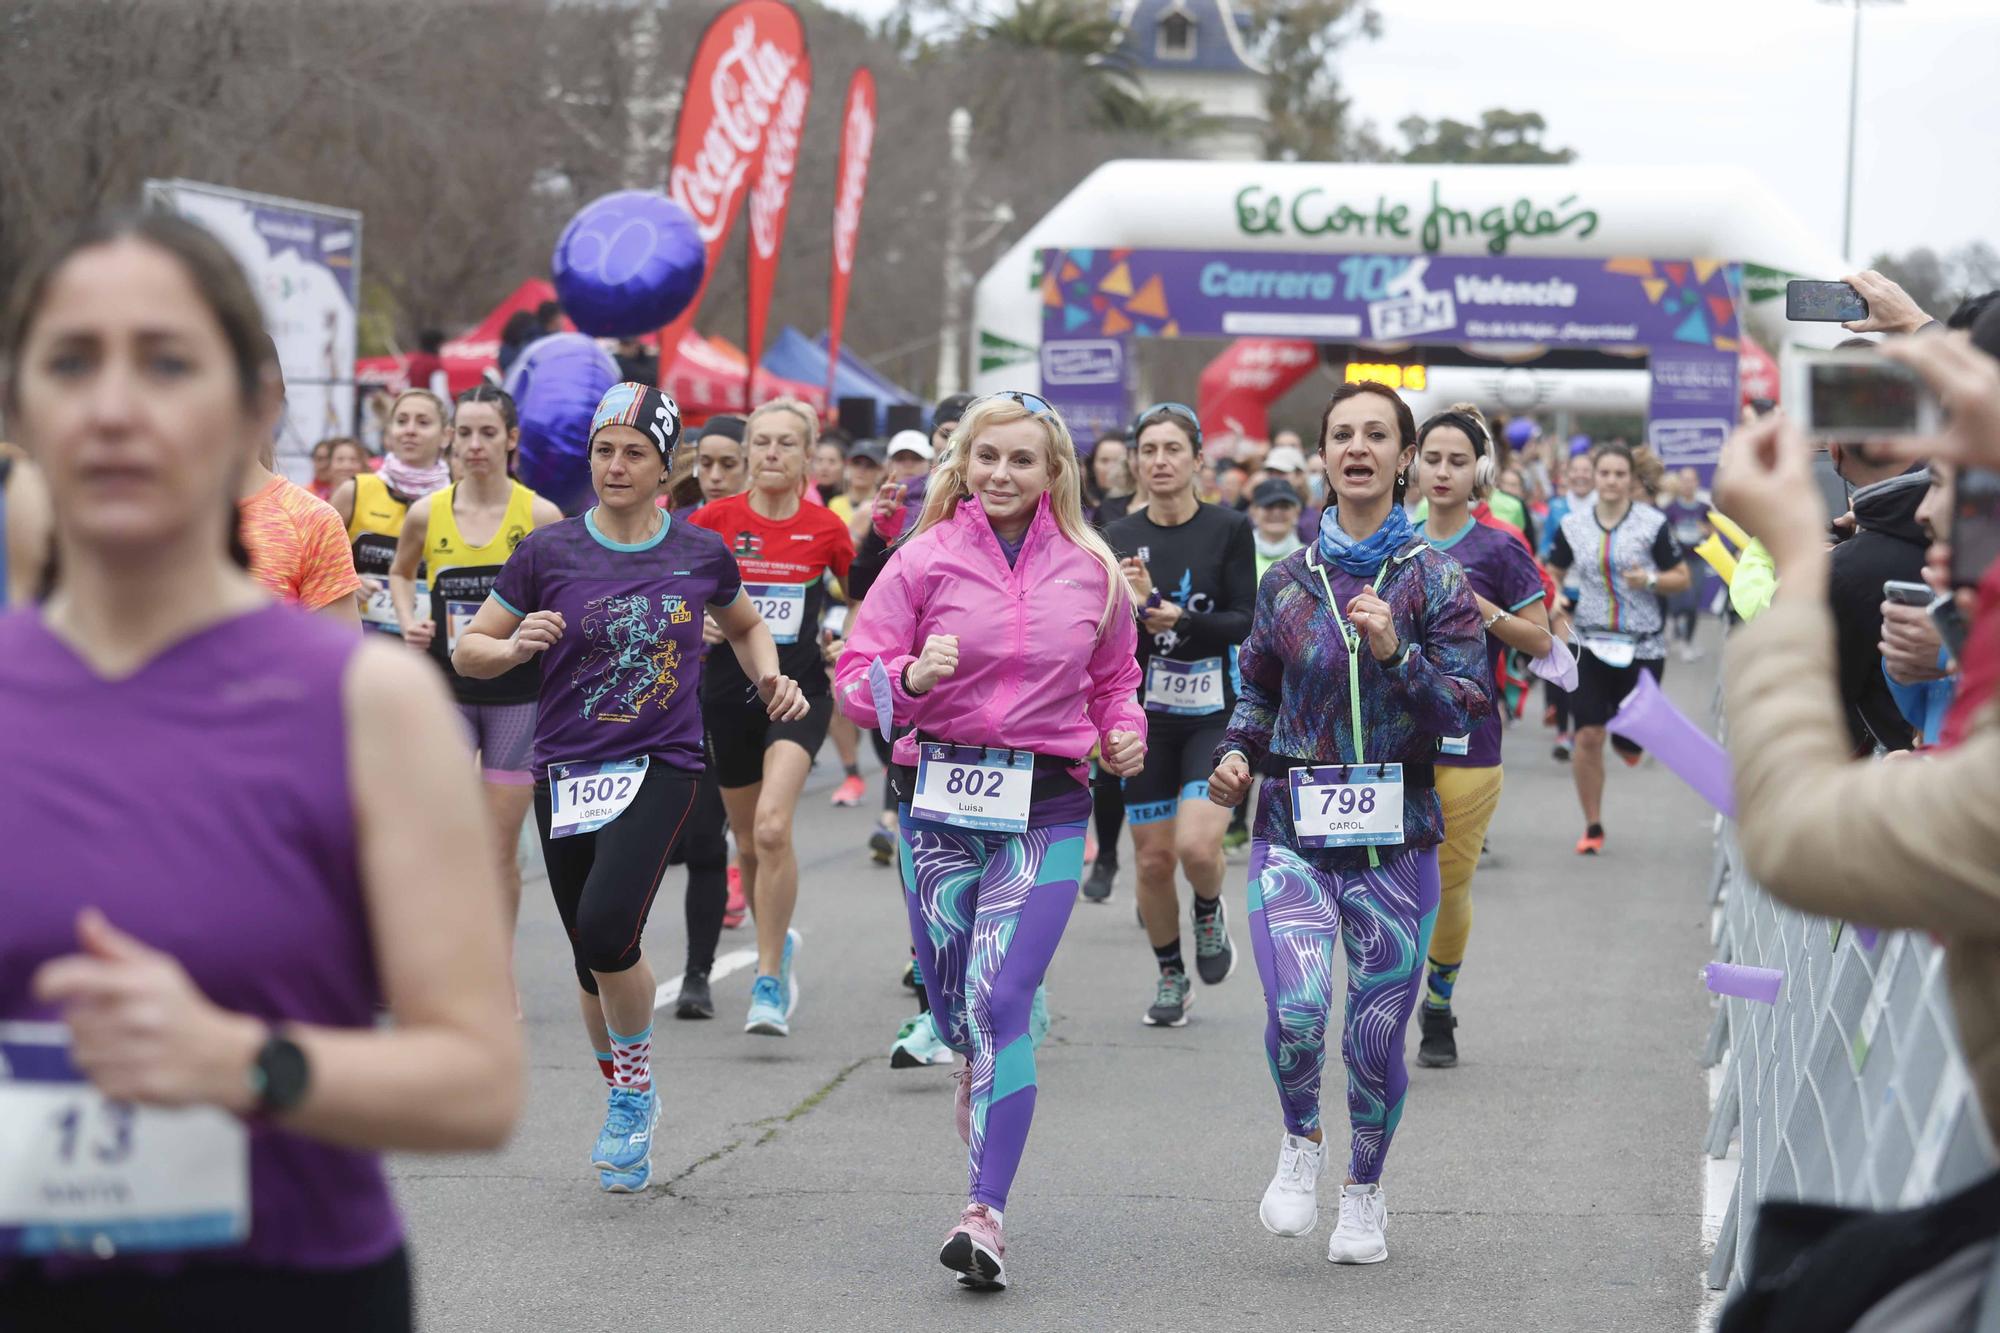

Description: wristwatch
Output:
[1385,642,1414,669]
[249,1028,310,1115]
[1645,569,1659,590]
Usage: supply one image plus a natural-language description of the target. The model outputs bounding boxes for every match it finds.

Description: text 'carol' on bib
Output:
[0,1024,249,1257]
[912,744,1033,834]
[547,757,649,838]
[744,583,806,645]
[1288,763,1406,849]
[1146,656,1224,715]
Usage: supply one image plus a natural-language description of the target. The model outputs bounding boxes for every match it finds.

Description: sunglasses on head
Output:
[1129,401,1203,448]
[980,390,1057,417]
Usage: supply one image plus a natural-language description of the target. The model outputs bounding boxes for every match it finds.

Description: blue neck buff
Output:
[1317,504,1414,578]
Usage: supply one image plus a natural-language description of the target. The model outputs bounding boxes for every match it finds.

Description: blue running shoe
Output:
[591,1086,658,1172]
[599,1159,653,1193]
[778,928,802,1019]
[745,975,789,1036]
[1029,984,1050,1048]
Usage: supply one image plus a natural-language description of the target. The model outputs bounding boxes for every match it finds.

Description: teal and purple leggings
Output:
[899,811,1085,1211]
[1246,838,1439,1185]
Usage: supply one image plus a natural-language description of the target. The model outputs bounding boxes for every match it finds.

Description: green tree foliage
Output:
[1396,109,1578,164]
[1238,0,1381,161]
[1869,243,2000,322]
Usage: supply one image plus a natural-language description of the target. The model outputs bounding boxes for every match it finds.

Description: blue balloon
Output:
[552,190,707,338]
[504,333,621,514]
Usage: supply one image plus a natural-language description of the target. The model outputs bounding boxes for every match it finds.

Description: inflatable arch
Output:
[970,160,1850,465]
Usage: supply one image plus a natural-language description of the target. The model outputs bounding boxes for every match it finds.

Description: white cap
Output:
[1266,445,1308,474]
[888,429,934,461]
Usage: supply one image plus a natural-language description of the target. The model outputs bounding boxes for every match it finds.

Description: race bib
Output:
[911,744,1033,834]
[547,757,649,838]
[821,605,849,640]
[1579,631,1638,669]
[1145,656,1225,715]
[444,600,482,656]
[1288,763,1405,849]
[360,581,398,631]
[0,1024,249,1257]
[1439,734,1470,757]
[745,583,807,645]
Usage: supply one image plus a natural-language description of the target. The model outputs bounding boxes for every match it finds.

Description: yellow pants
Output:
[1430,764,1505,969]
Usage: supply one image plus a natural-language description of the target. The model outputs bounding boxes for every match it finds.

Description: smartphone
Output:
[1950,467,2000,590]
[1783,348,1940,441]
[1883,579,1936,607]
[1930,597,1969,663]
[1787,279,1868,323]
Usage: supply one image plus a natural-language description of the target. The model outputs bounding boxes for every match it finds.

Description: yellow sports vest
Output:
[424,481,541,701]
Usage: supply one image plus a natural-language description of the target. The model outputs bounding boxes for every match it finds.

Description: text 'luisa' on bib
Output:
[1288,763,1406,849]
[911,744,1033,834]
[547,757,649,838]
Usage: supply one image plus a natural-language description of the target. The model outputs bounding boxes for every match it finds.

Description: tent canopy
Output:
[757,327,918,432]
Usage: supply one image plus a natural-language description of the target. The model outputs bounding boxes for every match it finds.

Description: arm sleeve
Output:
[1218,575,1283,768]
[1084,585,1148,747]
[833,548,922,727]
[1384,557,1492,738]
[843,527,893,602]
[1176,516,1257,653]
[708,548,743,608]
[1652,522,1686,570]
[489,531,538,618]
[1726,597,2000,938]
[1498,540,1548,613]
[299,505,365,610]
[1547,524,1574,573]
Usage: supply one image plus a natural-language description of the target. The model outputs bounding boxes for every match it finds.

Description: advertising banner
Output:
[1196,339,1318,443]
[744,46,812,401]
[1038,337,1131,445]
[657,1,808,377]
[145,179,361,483]
[824,67,877,401]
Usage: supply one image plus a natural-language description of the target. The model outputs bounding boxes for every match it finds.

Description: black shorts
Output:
[534,762,699,993]
[1123,711,1227,826]
[701,692,834,789]
[4,1246,411,1333]
[1570,652,1664,730]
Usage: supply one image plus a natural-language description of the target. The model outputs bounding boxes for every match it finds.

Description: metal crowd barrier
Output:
[1702,814,1997,1306]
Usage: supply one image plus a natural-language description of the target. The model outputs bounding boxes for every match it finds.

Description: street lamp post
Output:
[1826,0,1904,262]
[934,108,1014,398]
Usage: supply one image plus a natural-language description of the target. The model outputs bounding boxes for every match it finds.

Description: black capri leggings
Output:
[668,759,730,977]
[535,763,699,994]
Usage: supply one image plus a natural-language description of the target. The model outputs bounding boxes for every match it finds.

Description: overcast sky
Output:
[829,0,1999,265]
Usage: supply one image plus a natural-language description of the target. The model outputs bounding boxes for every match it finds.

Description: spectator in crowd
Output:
[1713,327,2000,1149]
[309,437,336,500]
[1214,457,1249,509]
[403,329,448,400]
[497,310,540,377]
[1247,477,1302,582]
[614,336,659,387]
[811,434,848,506]
[326,437,369,496]
[1262,442,1319,542]
[1090,433,1136,526]
[1882,458,1958,745]
[535,299,562,337]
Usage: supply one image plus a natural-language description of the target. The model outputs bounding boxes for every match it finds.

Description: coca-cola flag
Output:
[824,67,876,401]
[744,49,813,407]
[655,0,807,383]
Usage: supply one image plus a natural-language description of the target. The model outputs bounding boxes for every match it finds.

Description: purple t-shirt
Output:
[491,509,741,779]
[1428,519,1546,768]
[0,605,398,1273]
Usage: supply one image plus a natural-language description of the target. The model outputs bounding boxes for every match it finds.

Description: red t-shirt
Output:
[687,492,854,696]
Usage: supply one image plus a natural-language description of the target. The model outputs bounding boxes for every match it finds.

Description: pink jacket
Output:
[835,494,1146,769]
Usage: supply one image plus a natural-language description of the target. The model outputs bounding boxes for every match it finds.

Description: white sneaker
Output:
[1258,1133,1322,1236]
[1326,1182,1388,1264]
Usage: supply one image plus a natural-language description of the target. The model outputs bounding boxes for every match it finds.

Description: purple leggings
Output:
[898,812,1085,1211]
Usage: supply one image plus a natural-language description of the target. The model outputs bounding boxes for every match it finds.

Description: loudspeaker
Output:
[884,402,925,437]
[836,397,876,441]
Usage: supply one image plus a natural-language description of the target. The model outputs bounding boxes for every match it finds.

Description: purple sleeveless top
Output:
[0,605,400,1272]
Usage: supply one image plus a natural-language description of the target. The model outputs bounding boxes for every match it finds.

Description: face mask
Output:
[1309,474,1326,504]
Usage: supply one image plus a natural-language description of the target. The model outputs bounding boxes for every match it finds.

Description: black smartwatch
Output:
[250,1028,310,1115]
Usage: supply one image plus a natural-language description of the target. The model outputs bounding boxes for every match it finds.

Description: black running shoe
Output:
[1416,1006,1457,1068]
[868,828,894,865]
[1081,862,1116,903]
[1142,968,1193,1027]
[1192,899,1236,985]
[676,971,715,1021]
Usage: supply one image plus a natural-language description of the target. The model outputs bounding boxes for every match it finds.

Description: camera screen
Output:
[1806,362,1921,434]
[1791,282,1864,320]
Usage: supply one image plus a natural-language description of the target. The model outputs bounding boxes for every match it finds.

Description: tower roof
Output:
[1111,0,1266,76]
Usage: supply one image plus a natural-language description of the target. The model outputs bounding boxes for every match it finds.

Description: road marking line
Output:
[655,947,762,1011]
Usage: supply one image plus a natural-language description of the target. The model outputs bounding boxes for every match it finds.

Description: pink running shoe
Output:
[723,866,747,929]
[939,1203,1006,1289]
[830,774,866,807]
[953,1064,973,1145]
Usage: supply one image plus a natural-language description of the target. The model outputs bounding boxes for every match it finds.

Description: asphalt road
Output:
[391,636,1724,1331]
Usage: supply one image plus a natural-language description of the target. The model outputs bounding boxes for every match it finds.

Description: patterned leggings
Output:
[898,812,1085,1212]
[1246,840,1440,1184]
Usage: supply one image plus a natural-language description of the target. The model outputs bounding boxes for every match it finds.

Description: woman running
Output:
[387,384,562,961]
[1545,441,1691,855]
[835,391,1146,1290]
[1208,380,1488,1266]
[1410,405,1554,1069]
[454,382,806,1191]
[334,386,451,633]
[688,398,855,1037]
[0,211,519,1330]
[1104,402,1255,1026]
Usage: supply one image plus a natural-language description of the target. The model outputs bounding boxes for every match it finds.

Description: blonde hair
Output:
[388,387,449,428]
[911,396,1132,636]
[746,397,818,449]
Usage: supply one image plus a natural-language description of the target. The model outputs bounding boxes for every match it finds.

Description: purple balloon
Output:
[552,190,706,338]
[1604,669,1736,816]
[504,333,621,515]
[1705,962,1783,1004]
